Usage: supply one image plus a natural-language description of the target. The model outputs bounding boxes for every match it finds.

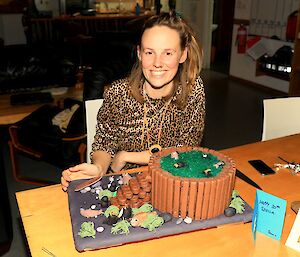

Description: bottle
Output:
[135,2,141,16]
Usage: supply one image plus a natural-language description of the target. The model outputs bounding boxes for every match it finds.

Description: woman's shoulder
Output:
[104,78,130,97]
[190,76,204,97]
[194,76,204,88]
[109,77,130,91]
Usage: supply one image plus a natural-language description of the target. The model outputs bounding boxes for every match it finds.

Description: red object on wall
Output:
[236,24,247,53]
[286,11,298,42]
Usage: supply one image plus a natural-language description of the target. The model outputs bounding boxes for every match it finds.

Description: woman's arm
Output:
[92,150,112,174]
[111,150,151,172]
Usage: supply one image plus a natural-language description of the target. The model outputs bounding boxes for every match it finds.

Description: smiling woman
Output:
[61,12,205,191]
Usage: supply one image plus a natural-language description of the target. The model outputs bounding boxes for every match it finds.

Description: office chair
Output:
[262,97,300,141]
[84,99,104,163]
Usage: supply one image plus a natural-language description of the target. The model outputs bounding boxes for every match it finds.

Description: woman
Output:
[61,12,205,191]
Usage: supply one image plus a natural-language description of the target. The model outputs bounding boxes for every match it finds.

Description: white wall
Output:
[229,0,296,93]
[177,0,213,69]
[230,26,290,93]
[34,0,60,17]
[0,14,26,45]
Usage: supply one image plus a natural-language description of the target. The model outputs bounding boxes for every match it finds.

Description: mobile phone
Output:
[248,160,276,176]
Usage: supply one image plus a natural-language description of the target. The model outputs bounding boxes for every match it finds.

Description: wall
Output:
[0,14,26,45]
[229,0,299,93]
[177,0,213,69]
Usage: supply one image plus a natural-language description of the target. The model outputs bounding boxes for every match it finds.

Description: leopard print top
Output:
[91,77,205,168]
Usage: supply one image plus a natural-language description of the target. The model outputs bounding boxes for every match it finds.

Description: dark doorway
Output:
[210,0,235,74]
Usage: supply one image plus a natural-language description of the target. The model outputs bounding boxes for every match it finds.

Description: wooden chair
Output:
[262,97,300,141]
[8,103,87,186]
[0,139,13,255]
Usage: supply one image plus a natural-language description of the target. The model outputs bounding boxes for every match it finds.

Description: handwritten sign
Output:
[252,190,287,240]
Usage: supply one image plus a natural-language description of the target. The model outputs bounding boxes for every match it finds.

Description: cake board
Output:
[68,173,253,252]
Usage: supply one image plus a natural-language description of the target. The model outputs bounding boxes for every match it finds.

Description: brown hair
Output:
[129,12,203,109]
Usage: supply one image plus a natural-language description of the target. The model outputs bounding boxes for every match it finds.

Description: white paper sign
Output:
[286,211,300,252]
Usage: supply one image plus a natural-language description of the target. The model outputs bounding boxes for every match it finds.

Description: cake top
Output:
[160,150,224,178]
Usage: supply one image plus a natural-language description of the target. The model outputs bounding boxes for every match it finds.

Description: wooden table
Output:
[0,87,83,125]
[16,135,300,257]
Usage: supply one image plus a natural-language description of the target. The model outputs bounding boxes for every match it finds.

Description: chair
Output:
[85,99,104,163]
[8,101,87,186]
[262,97,300,141]
[0,139,13,255]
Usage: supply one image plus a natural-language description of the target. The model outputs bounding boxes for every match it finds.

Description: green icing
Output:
[160,150,224,178]
[78,221,96,238]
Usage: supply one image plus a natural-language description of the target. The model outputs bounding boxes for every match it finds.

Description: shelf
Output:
[256,61,290,81]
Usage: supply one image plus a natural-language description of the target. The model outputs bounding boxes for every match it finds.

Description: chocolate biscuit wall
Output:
[149,147,236,220]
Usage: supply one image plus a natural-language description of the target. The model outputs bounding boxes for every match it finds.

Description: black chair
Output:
[0,133,13,255]
[8,99,86,186]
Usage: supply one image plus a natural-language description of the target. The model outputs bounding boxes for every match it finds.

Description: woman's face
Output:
[138,25,187,90]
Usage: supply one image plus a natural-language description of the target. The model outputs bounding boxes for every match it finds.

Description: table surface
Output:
[16,134,300,257]
[0,87,83,125]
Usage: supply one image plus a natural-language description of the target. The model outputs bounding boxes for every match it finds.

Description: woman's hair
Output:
[129,12,203,109]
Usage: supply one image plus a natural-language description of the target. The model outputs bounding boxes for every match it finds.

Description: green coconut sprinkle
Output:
[132,203,153,215]
[111,220,131,235]
[160,150,224,178]
[78,221,96,238]
[229,190,245,214]
[104,205,120,218]
[98,189,114,200]
[141,215,164,232]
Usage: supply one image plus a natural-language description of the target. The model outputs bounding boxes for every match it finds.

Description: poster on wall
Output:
[249,0,299,40]
[0,0,27,13]
[234,0,252,20]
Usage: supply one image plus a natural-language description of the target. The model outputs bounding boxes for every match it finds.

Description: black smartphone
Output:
[248,160,276,176]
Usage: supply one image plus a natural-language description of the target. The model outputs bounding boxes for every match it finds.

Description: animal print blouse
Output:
[91,77,205,167]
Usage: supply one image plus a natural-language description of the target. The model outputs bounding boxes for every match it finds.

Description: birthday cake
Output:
[149,146,236,220]
[67,147,251,252]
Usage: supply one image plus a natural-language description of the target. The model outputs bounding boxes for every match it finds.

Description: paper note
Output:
[286,211,300,252]
[252,190,287,240]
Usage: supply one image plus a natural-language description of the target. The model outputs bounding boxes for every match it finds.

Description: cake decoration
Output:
[111,220,131,235]
[170,151,179,159]
[96,226,105,233]
[160,150,224,178]
[80,208,103,218]
[176,217,183,225]
[224,207,236,217]
[119,207,133,219]
[173,162,186,168]
[183,217,193,224]
[103,215,119,225]
[133,212,164,231]
[104,205,119,217]
[150,146,236,220]
[228,190,245,214]
[68,147,254,252]
[78,222,96,238]
[161,212,173,223]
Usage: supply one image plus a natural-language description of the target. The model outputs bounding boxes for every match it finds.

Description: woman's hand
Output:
[61,163,103,191]
[110,151,128,172]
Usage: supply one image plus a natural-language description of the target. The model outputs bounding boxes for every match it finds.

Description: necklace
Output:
[141,84,172,154]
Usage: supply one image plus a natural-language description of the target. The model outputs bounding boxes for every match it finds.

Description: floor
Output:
[0,68,286,257]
